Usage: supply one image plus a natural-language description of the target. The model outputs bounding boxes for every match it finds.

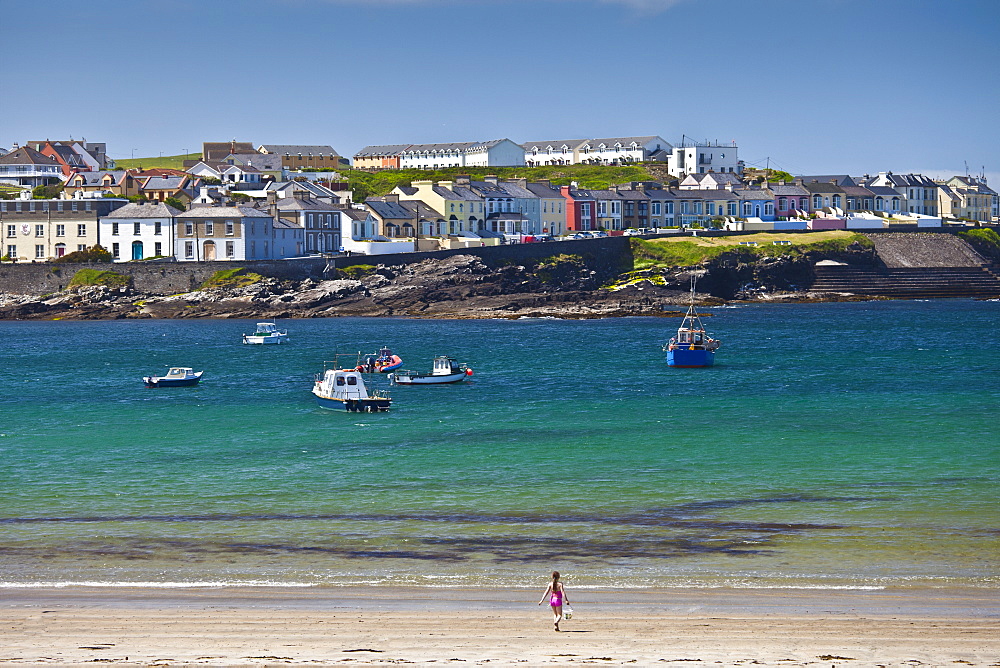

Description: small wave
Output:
[0,581,316,589]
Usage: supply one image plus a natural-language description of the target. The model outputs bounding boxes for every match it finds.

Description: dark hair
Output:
[551,571,560,583]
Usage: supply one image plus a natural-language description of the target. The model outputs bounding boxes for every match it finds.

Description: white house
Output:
[398,139,525,169]
[576,136,671,165]
[522,140,586,166]
[667,141,741,177]
[340,206,414,255]
[99,201,181,262]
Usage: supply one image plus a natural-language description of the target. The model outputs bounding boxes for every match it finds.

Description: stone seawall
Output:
[0,237,633,297]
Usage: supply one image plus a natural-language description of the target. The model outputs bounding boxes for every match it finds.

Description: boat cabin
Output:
[164,367,196,379]
[432,356,463,375]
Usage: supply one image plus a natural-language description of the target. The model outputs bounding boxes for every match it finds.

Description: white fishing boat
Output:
[389,356,473,385]
[312,356,391,412]
[143,367,203,388]
[242,322,289,345]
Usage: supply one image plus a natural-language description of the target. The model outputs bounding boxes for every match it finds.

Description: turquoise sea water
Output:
[1,300,998,590]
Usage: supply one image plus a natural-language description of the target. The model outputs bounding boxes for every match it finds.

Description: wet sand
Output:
[1,586,997,666]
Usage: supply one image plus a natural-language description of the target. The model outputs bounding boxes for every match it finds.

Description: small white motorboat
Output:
[389,356,473,385]
[144,367,203,388]
[243,322,289,345]
[312,357,391,412]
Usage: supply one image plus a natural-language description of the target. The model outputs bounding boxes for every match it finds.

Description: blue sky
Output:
[3,0,998,181]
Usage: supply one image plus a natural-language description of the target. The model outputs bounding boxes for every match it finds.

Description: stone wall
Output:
[0,238,634,297]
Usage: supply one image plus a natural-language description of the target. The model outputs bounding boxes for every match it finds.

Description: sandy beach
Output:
[1,586,997,666]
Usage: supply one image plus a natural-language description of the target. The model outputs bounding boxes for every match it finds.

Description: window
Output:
[832,195,841,208]
[36,245,45,259]
[778,197,787,210]
[77,224,86,236]
[347,376,357,386]
[185,222,194,235]
[226,241,235,258]
[764,203,774,216]
[112,223,119,235]
[155,242,162,256]
[7,245,16,258]
[154,221,162,235]
[813,195,822,209]
[56,224,65,237]
[35,224,44,237]
[77,244,86,252]
[707,202,716,216]
[728,202,737,216]
[743,202,752,216]
[226,221,234,235]
[652,202,661,215]
[134,222,141,235]
[205,221,214,236]
[112,243,120,259]
[5,224,14,238]
[307,214,314,227]
[184,241,194,258]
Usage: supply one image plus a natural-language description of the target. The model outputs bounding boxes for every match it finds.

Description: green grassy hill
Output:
[114,153,202,170]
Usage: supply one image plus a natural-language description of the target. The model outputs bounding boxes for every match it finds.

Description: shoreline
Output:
[2,586,997,666]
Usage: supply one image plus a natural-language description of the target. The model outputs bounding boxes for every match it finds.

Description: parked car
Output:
[592,231,608,238]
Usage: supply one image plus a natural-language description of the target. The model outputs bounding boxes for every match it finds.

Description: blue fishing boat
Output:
[312,356,391,412]
[663,280,720,368]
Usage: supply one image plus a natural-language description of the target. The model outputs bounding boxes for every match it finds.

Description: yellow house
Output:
[392,180,484,236]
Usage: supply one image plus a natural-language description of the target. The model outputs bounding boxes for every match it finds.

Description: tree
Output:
[53,245,113,263]
[164,196,187,211]
[32,183,64,199]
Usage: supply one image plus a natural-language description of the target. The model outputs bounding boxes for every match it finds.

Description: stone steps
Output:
[811,265,1000,298]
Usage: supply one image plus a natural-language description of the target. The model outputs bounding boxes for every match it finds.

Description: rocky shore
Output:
[0,249,869,321]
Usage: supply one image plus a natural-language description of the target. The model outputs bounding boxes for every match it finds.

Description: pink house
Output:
[771,184,810,219]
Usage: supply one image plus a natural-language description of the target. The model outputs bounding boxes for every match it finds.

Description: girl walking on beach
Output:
[538,571,569,631]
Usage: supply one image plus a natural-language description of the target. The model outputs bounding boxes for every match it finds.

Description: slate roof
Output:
[142,176,190,190]
[273,197,341,211]
[0,146,59,166]
[177,206,272,218]
[734,188,775,200]
[353,144,410,157]
[267,181,340,198]
[272,218,302,229]
[67,170,128,186]
[585,136,665,148]
[403,142,476,153]
[433,185,481,201]
[399,200,444,220]
[799,181,846,194]
[365,199,417,219]
[769,184,810,196]
[840,185,876,197]
[866,185,905,197]
[794,175,856,186]
[524,182,562,198]
[203,142,255,161]
[102,202,182,218]
[230,153,283,171]
[521,139,587,151]
[340,208,371,222]
[259,144,339,156]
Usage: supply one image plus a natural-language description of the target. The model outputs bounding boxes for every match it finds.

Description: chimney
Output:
[484,175,499,185]
[266,191,277,205]
[455,174,471,186]
[724,183,733,191]
[384,193,399,204]
[438,180,454,190]
[537,179,551,188]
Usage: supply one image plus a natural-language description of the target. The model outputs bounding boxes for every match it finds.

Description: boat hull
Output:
[312,393,391,412]
[390,371,469,385]
[243,335,288,345]
[144,376,202,388]
[667,348,715,368]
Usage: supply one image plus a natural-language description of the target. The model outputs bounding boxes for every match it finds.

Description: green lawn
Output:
[114,153,202,170]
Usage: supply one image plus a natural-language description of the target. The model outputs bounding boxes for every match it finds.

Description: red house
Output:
[560,185,597,231]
